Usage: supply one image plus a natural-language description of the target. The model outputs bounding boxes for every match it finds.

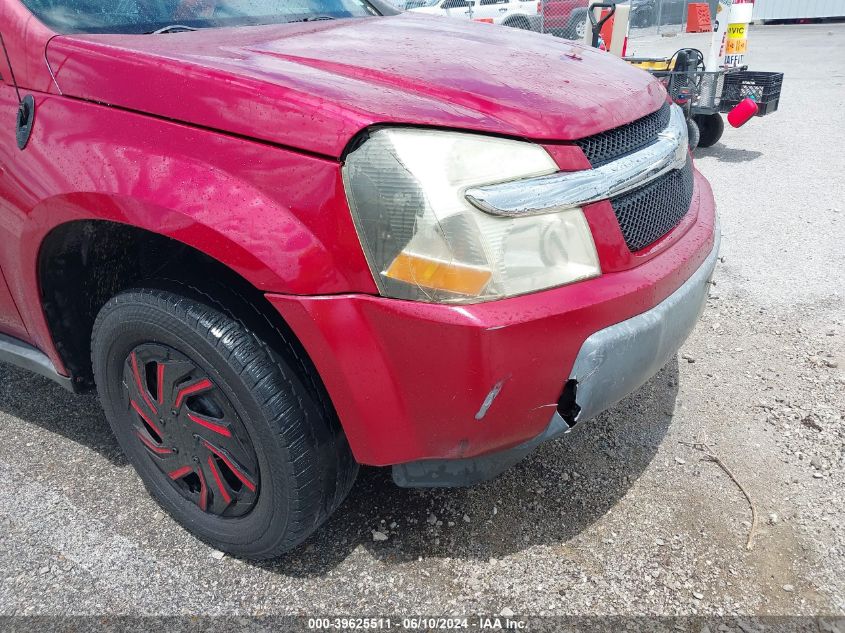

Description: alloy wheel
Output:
[575,18,587,39]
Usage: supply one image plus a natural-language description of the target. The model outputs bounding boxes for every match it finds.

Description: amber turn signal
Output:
[385,252,492,297]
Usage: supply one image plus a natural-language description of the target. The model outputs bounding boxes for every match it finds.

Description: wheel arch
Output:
[503,13,532,28]
[567,7,588,21]
[35,216,326,395]
[567,7,588,31]
[26,190,336,296]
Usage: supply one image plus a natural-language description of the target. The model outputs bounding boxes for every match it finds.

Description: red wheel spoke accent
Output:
[136,430,172,455]
[156,363,166,405]
[168,465,193,480]
[130,351,158,414]
[202,439,257,492]
[130,399,163,439]
[173,379,213,409]
[207,456,232,504]
[187,413,231,438]
[124,344,259,518]
[196,467,208,511]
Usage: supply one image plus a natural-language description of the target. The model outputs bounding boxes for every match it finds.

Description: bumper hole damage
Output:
[556,379,581,428]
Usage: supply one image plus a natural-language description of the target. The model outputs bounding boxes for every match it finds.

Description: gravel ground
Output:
[0,24,843,620]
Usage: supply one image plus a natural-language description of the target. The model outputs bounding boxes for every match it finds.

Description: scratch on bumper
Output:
[475,378,508,420]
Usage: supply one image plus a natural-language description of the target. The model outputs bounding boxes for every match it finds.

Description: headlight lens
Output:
[343,128,601,304]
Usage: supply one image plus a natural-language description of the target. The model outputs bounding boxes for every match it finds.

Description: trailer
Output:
[752,0,845,21]
[587,2,784,151]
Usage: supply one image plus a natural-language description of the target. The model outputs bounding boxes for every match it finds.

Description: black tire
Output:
[632,7,654,28]
[91,286,357,559]
[687,117,701,152]
[504,15,531,30]
[566,9,588,40]
[694,113,725,148]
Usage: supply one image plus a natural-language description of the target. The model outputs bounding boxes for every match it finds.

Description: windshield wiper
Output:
[147,24,200,34]
[287,16,337,22]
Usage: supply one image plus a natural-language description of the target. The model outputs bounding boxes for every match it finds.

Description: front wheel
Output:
[687,117,701,152]
[91,286,358,559]
[504,15,532,30]
[694,113,725,148]
[632,7,654,28]
[568,9,588,40]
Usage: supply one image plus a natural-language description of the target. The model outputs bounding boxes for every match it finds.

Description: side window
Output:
[442,0,470,8]
[479,0,506,5]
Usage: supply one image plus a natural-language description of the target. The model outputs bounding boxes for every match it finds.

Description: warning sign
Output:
[727,23,747,39]
[724,22,748,66]
[726,38,747,54]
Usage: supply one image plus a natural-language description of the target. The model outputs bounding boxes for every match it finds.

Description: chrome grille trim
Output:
[464,105,688,218]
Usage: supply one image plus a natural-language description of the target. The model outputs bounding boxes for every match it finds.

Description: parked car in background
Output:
[1,0,718,560]
[541,0,685,41]
[542,0,588,39]
[541,0,658,40]
[406,0,541,30]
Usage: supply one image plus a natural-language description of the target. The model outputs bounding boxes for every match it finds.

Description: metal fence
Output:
[397,0,718,41]
[626,0,719,39]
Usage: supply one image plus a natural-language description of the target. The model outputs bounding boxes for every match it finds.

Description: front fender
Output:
[3,95,375,368]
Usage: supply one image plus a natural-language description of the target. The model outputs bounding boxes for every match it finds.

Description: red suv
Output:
[543,0,589,39]
[0,0,717,558]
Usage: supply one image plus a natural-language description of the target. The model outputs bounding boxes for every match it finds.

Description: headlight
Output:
[342,128,601,304]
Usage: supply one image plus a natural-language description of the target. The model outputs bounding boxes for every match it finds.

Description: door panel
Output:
[0,42,30,340]
[476,0,508,22]
[442,0,473,19]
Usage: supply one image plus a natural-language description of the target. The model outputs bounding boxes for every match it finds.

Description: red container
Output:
[728,97,760,128]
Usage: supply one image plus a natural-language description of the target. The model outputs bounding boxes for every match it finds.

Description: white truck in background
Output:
[405,0,542,31]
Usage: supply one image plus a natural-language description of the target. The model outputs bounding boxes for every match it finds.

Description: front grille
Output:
[611,159,695,252]
[577,103,671,167]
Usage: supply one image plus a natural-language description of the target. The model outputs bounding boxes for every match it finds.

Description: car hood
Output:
[46,14,666,157]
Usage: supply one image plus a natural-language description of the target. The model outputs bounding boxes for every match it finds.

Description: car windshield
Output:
[22,0,380,34]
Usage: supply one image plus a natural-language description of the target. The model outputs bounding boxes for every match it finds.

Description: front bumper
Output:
[393,225,719,486]
[267,170,717,470]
